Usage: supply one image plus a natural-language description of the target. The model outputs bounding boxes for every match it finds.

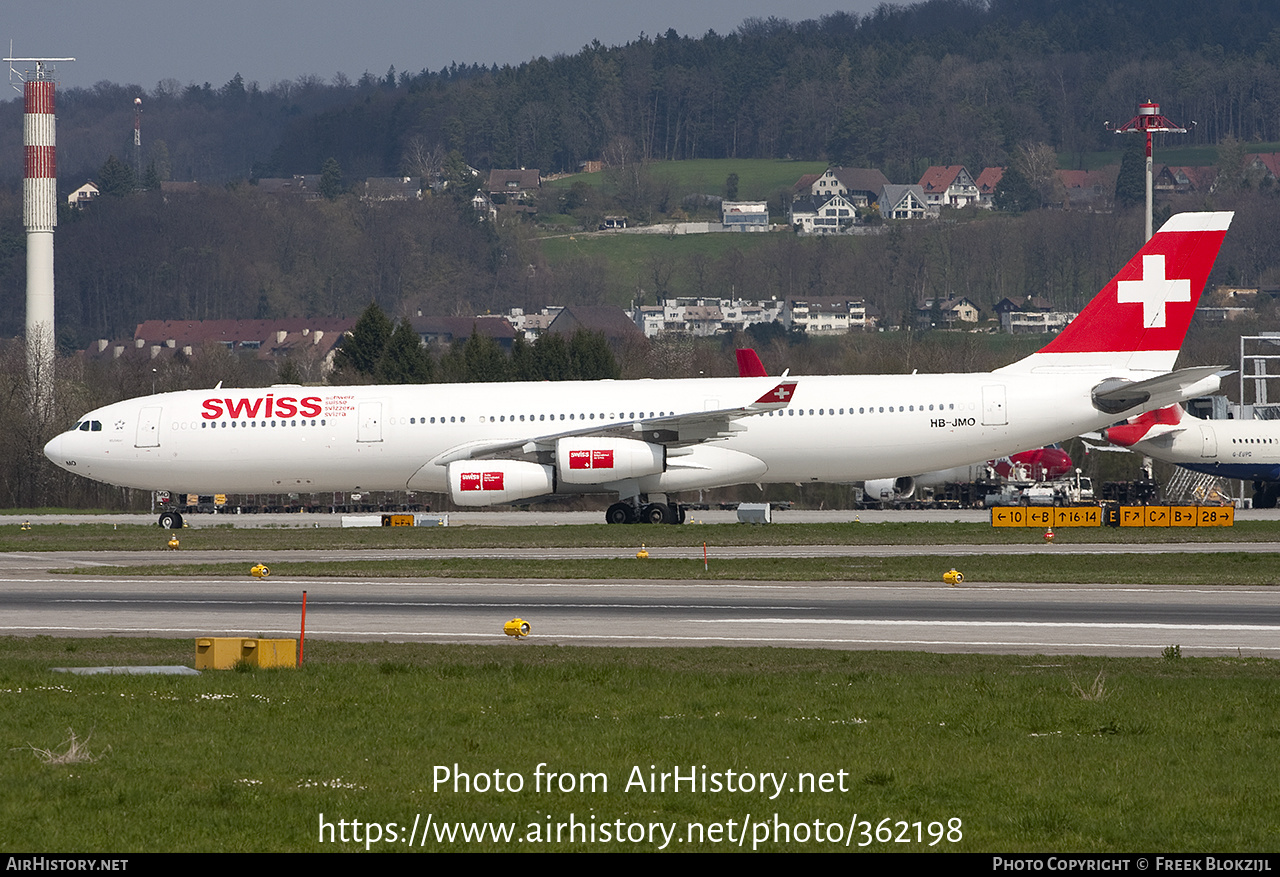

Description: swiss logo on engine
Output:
[568,449,615,470]
[460,471,505,490]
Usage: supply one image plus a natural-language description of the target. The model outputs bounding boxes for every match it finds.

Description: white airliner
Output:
[46,212,1233,527]
[1103,403,1280,507]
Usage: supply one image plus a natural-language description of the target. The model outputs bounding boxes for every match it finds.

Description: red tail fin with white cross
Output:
[1003,212,1232,375]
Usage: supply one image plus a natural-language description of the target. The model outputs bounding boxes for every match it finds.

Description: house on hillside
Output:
[67,181,99,208]
[878,184,928,220]
[486,168,541,203]
[90,318,356,377]
[1055,168,1115,210]
[916,297,981,329]
[974,167,1004,208]
[721,201,769,231]
[1155,165,1217,195]
[994,297,1076,334]
[410,315,517,352]
[804,167,890,208]
[546,306,645,349]
[256,175,322,199]
[790,193,858,233]
[363,177,422,201]
[785,298,872,334]
[918,166,979,210]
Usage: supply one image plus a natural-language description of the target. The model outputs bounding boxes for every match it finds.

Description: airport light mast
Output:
[1113,100,1187,243]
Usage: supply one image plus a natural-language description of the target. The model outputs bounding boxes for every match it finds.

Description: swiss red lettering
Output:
[224,397,263,418]
[568,450,591,469]
[198,394,325,420]
[460,473,481,491]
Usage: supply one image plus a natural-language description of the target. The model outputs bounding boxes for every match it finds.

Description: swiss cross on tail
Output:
[1038,212,1232,360]
[751,381,798,411]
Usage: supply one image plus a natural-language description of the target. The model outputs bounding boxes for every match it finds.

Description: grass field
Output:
[5,520,1278,553]
[2,637,1277,852]
[543,158,829,202]
[58,551,1280,586]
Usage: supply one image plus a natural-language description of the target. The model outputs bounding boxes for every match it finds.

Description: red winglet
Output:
[755,381,797,406]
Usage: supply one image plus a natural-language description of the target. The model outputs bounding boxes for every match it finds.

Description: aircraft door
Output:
[1200,424,1217,457]
[357,402,383,443]
[981,385,1007,426]
[135,406,162,447]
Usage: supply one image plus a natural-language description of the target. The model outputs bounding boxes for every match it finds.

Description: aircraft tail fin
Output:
[1000,212,1232,375]
[736,348,769,377]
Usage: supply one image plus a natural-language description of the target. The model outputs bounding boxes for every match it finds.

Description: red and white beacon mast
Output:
[1113,100,1187,243]
[6,55,74,411]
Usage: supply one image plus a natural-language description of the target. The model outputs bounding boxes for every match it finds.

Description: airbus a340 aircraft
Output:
[46,212,1233,527]
[1103,403,1280,507]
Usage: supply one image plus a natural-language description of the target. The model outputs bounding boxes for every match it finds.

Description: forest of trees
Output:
[4,0,1280,186]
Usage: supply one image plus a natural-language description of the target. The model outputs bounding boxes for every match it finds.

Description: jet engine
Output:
[447,460,555,506]
[863,476,916,502]
[555,437,665,484]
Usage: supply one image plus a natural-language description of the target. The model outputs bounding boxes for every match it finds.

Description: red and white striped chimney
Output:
[6,55,73,411]
[24,75,57,372]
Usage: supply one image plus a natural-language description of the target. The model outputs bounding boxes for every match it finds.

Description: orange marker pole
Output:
[299,590,307,666]
[703,542,708,572]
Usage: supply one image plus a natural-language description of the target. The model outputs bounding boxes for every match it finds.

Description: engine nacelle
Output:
[863,476,916,502]
[639,446,767,492]
[555,437,664,484]
[447,460,555,506]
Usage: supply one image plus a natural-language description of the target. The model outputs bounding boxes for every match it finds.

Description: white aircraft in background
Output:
[46,212,1233,527]
[1103,403,1280,507]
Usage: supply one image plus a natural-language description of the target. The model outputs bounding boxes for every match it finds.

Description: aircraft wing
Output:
[428,379,798,466]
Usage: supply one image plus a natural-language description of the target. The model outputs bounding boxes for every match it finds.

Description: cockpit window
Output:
[78,421,90,431]
[91,421,102,431]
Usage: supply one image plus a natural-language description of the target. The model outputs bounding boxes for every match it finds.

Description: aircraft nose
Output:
[43,433,62,466]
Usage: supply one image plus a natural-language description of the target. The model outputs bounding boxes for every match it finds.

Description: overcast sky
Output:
[3,1,885,92]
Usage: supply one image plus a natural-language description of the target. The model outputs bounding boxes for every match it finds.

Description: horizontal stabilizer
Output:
[1091,366,1227,415]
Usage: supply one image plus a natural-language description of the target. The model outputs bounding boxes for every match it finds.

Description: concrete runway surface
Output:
[2,508,1277,656]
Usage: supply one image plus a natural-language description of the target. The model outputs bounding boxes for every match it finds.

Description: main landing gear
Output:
[605,497,686,525]
[1253,481,1280,509]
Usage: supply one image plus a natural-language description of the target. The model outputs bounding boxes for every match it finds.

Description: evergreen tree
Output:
[510,334,538,381]
[98,155,136,197]
[320,157,344,200]
[568,330,620,380]
[1114,137,1146,209]
[993,164,1036,212]
[532,332,572,381]
[725,173,739,201]
[334,301,393,377]
[378,319,434,383]
[142,160,161,191]
[461,327,510,382]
